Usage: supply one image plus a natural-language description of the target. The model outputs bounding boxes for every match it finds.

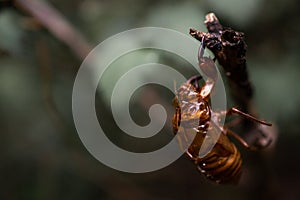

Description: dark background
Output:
[1,0,300,199]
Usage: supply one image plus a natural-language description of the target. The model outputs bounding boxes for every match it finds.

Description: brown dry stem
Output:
[190,13,277,149]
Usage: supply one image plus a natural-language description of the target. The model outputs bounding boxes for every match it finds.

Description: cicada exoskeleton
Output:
[172,39,271,184]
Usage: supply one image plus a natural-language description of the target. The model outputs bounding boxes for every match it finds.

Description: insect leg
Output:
[225,128,257,150]
[197,37,219,81]
[226,107,272,126]
[187,75,203,89]
[198,37,205,62]
[223,108,273,149]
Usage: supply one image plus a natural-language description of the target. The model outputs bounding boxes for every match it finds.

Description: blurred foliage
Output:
[1,0,300,199]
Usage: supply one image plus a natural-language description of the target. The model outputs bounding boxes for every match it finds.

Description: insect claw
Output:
[198,37,206,62]
[187,75,203,89]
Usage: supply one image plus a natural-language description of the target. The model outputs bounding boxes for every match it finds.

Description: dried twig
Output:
[13,0,92,60]
[190,13,252,113]
[190,13,277,148]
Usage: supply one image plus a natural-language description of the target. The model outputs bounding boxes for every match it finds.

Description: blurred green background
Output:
[1,0,300,199]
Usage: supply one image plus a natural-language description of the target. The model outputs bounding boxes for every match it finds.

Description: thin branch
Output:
[13,0,92,60]
[190,13,252,113]
[190,13,277,149]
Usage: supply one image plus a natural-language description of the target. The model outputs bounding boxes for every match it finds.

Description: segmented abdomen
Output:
[196,143,242,184]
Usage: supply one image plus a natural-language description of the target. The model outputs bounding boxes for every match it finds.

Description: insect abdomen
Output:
[196,143,242,184]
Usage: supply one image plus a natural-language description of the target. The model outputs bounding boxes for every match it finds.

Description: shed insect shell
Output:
[172,35,272,184]
[173,80,242,184]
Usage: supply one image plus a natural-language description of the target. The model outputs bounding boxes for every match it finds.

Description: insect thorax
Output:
[175,83,211,132]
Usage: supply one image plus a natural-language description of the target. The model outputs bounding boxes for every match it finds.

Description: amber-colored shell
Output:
[173,82,242,184]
